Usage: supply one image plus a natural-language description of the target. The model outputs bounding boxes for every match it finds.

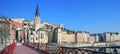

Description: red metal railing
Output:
[0,42,16,54]
[23,42,111,54]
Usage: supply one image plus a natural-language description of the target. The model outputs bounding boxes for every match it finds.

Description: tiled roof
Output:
[12,21,23,28]
[29,28,35,31]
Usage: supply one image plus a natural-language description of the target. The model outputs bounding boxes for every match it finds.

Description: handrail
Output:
[23,42,112,54]
[0,42,16,54]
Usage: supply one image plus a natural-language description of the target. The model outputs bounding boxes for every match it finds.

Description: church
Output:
[26,5,48,44]
[24,5,60,44]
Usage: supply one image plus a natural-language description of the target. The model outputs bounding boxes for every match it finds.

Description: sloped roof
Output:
[29,28,35,31]
[35,4,40,17]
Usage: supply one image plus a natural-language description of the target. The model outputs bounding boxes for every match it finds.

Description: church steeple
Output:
[34,4,40,26]
[35,4,40,17]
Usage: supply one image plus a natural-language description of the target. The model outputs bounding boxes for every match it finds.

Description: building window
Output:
[37,20,39,24]
[41,33,44,39]
[24,24,27,26]
[41,33,42,38]
[36,37,37,40]
[31,37,32,40]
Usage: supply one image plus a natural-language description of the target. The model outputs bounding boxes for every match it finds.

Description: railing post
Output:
[0,42,16,54]
[75,49,77,54]
[34,43,36,48]
[8,46,11,54]
[1,50,6,54]
[46,44,48,54]
[62,47,64,54]
[37,43,40,50]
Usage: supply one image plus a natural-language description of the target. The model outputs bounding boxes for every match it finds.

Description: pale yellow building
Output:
[90,35,95,43]
[77,32,82,43]
[77,31,90,43]
[60,31,74,44]
[54,28,75,44]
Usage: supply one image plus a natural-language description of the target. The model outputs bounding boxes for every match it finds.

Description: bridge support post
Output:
[46,44,48,54]
[75,49,77,54]
[62,47,64,54]
[37,43,40,50]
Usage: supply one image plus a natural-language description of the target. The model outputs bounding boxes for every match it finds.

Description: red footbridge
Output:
[0,42,116,54]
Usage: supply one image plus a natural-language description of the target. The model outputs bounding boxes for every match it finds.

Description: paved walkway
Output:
[14,45,39,54]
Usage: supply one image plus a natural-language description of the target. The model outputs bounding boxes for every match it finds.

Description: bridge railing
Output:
[0,42,16,54]
[23,42,111,54]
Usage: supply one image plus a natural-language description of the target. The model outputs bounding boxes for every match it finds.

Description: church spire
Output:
[35,4,40,17]
[34,4,40,26]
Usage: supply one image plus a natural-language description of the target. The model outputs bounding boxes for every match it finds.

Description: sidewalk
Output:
[14,44,39,54]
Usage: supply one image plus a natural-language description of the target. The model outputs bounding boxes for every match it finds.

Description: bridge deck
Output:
[14,44,40,54]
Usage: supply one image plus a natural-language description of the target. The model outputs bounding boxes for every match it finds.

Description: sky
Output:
[0,0,120,33]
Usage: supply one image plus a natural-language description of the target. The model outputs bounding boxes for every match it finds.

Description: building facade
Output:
[11,18,24,43]
[90,35,95,43]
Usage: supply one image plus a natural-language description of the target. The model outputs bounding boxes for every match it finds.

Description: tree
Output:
[0,18,11,45]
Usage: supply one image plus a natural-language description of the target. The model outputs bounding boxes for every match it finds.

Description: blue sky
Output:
[0,0,120,33]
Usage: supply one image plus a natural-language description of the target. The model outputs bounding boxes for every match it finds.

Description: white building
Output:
[37,28,48,44]
[103,32,119,42]
[111,32,119,42]
[84,32,90,43]
[103,32,111,42]
[28,28,35,43]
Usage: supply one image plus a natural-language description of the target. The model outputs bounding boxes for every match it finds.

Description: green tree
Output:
[0,23,10,45]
